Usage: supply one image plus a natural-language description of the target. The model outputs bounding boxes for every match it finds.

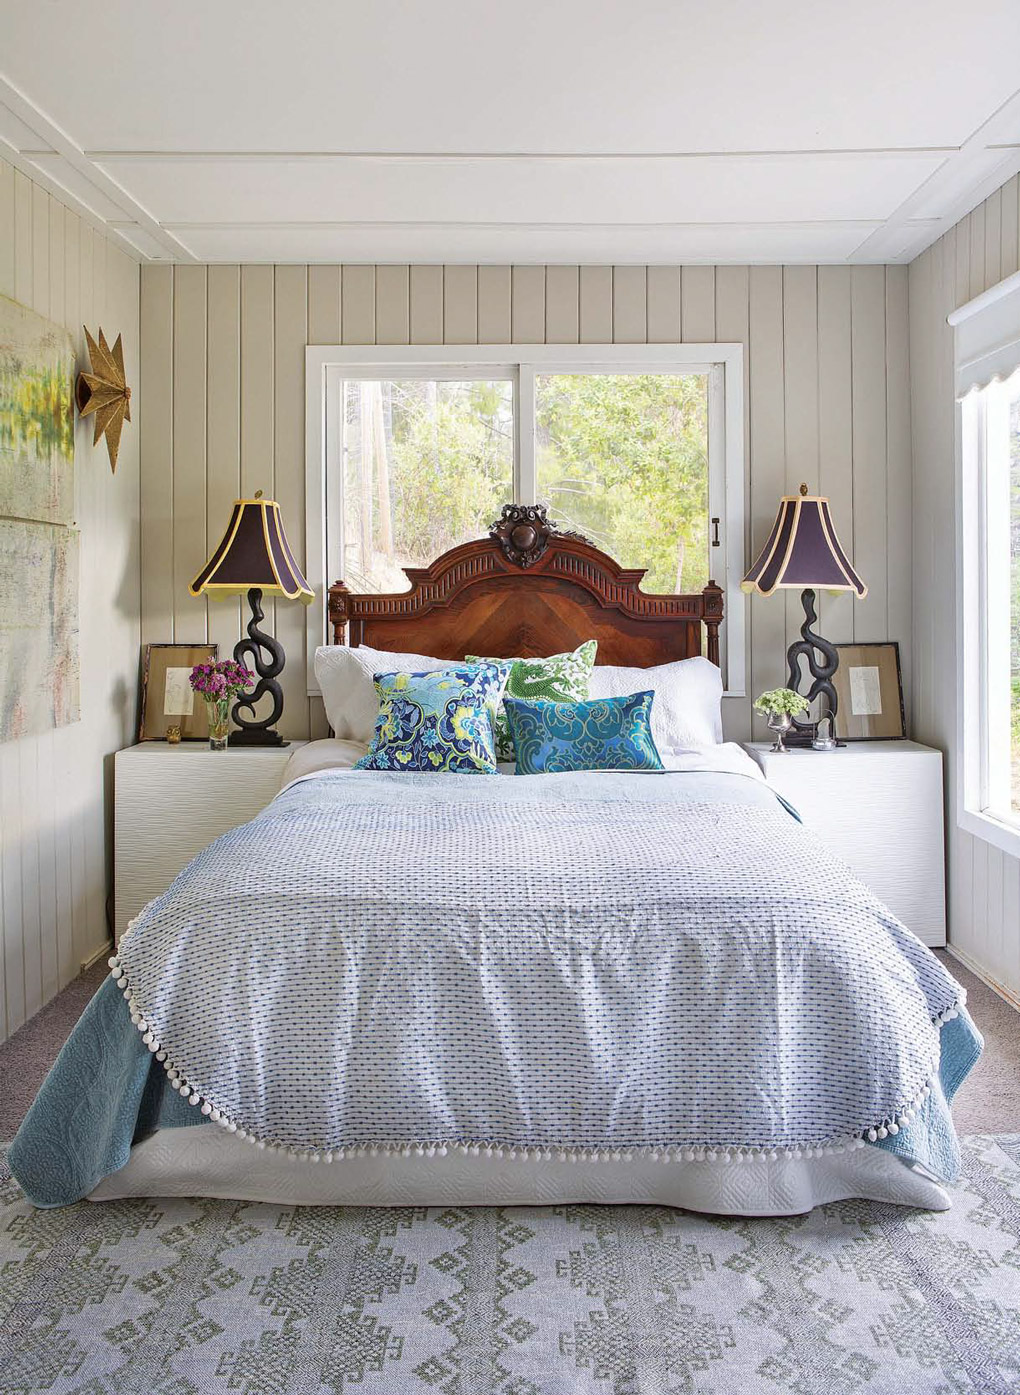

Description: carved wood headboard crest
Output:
[328,505,723,668]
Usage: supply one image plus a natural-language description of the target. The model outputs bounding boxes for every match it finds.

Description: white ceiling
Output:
[2,0,1020,265]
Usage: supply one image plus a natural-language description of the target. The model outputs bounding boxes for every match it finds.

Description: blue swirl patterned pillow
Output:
[503,690,664,775]
[355,665,510,774]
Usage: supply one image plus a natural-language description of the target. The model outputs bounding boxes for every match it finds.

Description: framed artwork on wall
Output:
[1,294,79,741]
[139,643,218,741]
[832,642,906,741]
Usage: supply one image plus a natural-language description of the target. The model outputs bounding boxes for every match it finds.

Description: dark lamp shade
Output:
[741,492,866,598]
[189,496,314,603]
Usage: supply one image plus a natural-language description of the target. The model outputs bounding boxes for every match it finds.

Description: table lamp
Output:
[189,491,313,745]
[741,484,867,743]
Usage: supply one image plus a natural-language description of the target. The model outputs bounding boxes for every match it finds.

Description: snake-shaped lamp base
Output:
[785,587,840,742]
[229,587,288,747]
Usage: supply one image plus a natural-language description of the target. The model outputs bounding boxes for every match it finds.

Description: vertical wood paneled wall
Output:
[141,261,912,747]
[0,156,140,1043]
[909,174,1020,1001]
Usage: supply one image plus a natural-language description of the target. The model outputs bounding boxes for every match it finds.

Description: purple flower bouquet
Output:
[189,660,254,750]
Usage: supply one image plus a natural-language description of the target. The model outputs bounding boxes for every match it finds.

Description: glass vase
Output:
[205,697,231,752]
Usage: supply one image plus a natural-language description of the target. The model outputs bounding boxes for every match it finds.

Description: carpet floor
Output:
[1,952,1019,1393]
[2,1135,1020,1394]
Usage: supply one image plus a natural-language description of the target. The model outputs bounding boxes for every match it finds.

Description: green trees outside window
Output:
[341,378,514,595]
[339,372,710,601]
[535,373,709,595]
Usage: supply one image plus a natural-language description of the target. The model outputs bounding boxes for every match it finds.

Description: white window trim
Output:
[956,379,1020,861]
[305,342,746,697]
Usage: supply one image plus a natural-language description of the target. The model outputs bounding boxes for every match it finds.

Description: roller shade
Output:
[949,268,1020,398]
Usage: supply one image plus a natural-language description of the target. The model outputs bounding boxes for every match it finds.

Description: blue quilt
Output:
[10,767,982,1207]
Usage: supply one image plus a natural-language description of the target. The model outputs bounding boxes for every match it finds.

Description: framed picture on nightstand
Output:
[139,642,218,741]
[832,642,906,741]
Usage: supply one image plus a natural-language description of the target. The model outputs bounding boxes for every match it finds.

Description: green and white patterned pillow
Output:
[465,640,597,762]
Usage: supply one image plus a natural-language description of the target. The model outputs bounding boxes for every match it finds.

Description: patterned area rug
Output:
[2,1137,1020,1395]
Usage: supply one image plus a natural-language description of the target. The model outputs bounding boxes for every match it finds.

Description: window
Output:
[535,373,710,594]
[307,345,744,692]
[1013,386,1020,815]
[990,374,1020,823]
[953,272,1020,856]
[339,377,514,593]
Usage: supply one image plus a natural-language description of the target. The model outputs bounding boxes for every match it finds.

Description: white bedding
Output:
[313,643,726,754]
[282,736,369,784]
[280,736,767,790]
[587,653,723,748]
[90,1124,952,1213]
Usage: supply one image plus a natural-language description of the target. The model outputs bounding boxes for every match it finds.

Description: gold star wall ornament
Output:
[75,326,131,473]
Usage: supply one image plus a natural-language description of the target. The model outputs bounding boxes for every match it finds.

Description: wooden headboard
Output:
[327,505,723,667]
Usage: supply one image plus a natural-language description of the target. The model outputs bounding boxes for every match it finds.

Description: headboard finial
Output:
[490,503,557,569]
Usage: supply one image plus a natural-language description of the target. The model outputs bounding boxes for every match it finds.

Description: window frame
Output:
[305,342,746,697]
[956,371,1020,859]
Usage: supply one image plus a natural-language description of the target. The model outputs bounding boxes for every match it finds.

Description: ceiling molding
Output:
[83,145,968,163]
[0,75,194,261]
[168,221,890,266]
[853,146,1020,261]
[1,63,1018,266]
[0,134,146,260]
[850,87,1020,261]
[162,218,888,230]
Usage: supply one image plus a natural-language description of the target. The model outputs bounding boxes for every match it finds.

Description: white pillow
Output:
[280,737,369,788]
[587,655,723,751]
[314,644,454,742]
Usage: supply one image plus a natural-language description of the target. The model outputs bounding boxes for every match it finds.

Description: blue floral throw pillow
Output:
[503,690,664,775]
[355,665,510,774]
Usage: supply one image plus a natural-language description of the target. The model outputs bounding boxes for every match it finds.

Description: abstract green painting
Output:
[0,293,75,526]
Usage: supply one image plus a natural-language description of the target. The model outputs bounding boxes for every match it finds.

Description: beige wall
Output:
[139,261,912,745]
[909,174,1020,1001]
[0,156,141,1041]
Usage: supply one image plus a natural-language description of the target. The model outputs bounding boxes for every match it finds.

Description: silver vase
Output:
[767,711,793,752]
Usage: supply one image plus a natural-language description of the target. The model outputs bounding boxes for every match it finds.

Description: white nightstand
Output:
[742,740,946,947]
[114,742,304,940]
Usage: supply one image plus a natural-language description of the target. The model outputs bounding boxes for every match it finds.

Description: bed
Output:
[9,506,981,1213]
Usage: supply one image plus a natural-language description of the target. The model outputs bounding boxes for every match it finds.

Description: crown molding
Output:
[0,133,145,260]
[84,145,964,163]
[849,86,1020,262]
[0,75,194,262]
[2,71,1018,266]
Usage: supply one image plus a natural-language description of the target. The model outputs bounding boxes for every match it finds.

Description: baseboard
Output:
[80,939,113,974]
[945,943,1020,1014]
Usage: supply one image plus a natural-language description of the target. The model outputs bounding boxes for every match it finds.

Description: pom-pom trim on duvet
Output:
[107,953,962,1167]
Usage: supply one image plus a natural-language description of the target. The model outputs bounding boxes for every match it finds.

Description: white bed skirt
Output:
[88,1126,952,1214]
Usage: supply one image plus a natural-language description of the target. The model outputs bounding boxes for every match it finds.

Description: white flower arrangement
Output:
[753,687,810,718]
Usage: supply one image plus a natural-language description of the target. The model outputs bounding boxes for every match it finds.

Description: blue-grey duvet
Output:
[10,766,981,1207]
